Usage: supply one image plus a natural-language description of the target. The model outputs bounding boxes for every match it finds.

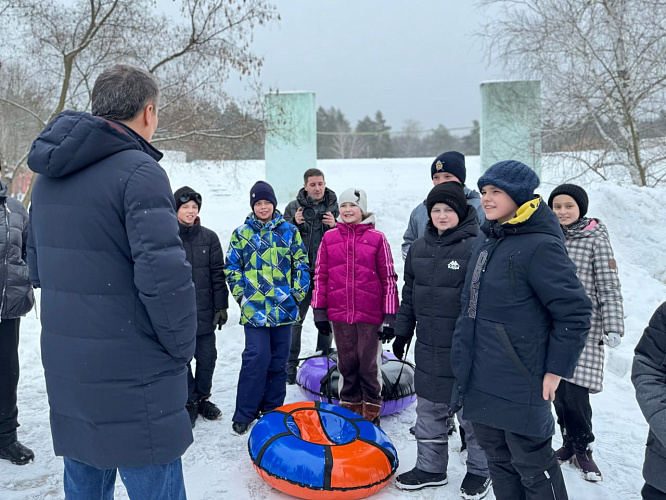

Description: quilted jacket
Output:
[312,214,399,326]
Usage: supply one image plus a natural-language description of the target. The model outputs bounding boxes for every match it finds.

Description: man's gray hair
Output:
[92,65,159,121]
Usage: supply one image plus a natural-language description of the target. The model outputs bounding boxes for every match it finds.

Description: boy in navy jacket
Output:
[451,160,592,500]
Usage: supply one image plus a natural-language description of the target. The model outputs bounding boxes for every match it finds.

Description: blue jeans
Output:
[233,324,292,423]
[63,457,186,500]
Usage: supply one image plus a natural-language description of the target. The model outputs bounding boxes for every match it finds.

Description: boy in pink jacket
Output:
[312,188,399,424]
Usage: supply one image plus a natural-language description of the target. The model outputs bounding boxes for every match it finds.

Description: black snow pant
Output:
[187,332,217,400]
[553,380,594,450]
[473,422,568,500]
[288,282,333,371]
[0,319,21,448]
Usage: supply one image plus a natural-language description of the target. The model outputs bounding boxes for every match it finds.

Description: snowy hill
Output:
[2,156,664,499]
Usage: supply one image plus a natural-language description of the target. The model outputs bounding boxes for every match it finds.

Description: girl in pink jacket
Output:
[312,188,399,424]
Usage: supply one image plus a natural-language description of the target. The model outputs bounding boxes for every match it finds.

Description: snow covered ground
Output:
[1,156,664,499]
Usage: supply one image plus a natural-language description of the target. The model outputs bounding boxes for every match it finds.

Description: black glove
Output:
[378,326,395,344]
[392,336,407,360]
[213,310,228,329]
[315,320,332,336]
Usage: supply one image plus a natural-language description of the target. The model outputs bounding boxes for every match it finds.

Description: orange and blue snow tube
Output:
[248,401,398,499]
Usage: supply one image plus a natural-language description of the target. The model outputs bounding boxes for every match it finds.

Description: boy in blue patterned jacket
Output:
[225,181,310,435]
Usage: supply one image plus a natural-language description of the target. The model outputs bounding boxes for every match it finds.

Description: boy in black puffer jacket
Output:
[174,186,229,427]
[393,182,491,499]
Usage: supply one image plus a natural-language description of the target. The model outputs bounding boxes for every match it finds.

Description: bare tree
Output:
[0,0,278,204]
[329,127,367,159]
[479,0,666,186]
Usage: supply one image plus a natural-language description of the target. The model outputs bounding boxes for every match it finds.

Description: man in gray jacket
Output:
[632,301,666,499]
[283,168,339,384]
[401,151,484,260]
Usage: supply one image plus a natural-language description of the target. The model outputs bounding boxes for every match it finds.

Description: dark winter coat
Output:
[0,181,34,319]
[632,302,666,494]
[451,197,592,438]
[27,111,197,469]
[179,219,229,336]
[395,207,478,403]
[283,187,339,271]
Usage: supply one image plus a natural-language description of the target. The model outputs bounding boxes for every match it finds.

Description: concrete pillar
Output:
[480,80,542,176]
[264,92,316,206]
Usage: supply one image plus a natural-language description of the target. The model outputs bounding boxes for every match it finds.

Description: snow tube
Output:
[248,401,398,499]
[296,351,416,416]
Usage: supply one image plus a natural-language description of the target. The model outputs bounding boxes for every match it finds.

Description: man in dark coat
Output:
[0,180,35,466]
[632,302,666,500]
[174,186,229,426]
[283,168,339,383]
[27,65,196,499]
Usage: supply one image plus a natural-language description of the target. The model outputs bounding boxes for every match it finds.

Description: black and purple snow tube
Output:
[296,350,416,416]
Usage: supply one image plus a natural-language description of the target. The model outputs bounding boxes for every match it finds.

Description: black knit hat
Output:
[174,186,202,211]
[250,180,277,209]
[426,181,468,222]
[431,151,466,184]
[547,184,589,218]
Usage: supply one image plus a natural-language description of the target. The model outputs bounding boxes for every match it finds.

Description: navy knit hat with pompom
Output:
[477,160,540,206]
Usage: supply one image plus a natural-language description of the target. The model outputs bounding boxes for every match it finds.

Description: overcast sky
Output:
[170,1,503,134]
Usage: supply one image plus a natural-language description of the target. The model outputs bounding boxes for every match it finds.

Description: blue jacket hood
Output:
[28,111,162,178]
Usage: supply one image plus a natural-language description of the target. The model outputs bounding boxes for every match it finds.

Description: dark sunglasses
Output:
[179,192,202,205]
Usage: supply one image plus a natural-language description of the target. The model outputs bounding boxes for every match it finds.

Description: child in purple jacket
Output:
[311,188,399,424]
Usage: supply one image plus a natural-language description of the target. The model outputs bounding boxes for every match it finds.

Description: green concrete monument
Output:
[264,92,317,205]
[480,80,542,176]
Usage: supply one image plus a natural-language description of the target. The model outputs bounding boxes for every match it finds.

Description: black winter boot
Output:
[286,365,297,385]
[460,472,492,499]
[185,397,198,428]
[396,467,448,491]
[198,398,222,420]
[0,441,34,465]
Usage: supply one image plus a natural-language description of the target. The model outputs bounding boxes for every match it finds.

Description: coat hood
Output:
[295,187,338,209]
[245,209,286,231]
[336,213,376,232]
[28,111,162,178]
[483,196,564,242]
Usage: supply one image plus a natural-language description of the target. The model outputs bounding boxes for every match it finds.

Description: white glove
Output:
[605,332,621,348]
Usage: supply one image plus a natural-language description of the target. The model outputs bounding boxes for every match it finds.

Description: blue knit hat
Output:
[477,160,540,206]
[250,180,277,209]
[431,151,466,184]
